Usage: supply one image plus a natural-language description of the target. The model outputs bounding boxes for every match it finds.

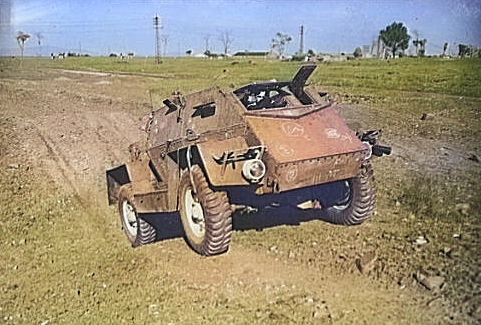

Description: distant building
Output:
[361,45,372,58]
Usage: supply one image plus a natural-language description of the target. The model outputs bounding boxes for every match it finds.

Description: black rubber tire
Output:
[118,185,156,247]
[316,162,375,225]
[178,165,232,256]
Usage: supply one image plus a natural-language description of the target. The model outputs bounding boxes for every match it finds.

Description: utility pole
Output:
[299,25,304,54]
[204,35,210,53]
[153,15,162,63]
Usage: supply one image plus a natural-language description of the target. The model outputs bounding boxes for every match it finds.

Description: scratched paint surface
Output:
[246,106,366,164]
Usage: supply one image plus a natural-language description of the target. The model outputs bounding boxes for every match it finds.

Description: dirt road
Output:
[2,64,478,324]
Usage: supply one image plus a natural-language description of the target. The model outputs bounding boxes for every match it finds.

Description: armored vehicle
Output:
[106,63,390,256]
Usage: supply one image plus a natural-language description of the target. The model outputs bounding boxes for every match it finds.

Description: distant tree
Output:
[291,53,306,61]
[218,30,233,56]
[379,22,410,58]
[412,39,419,55]
[35,32,43,56]
[271,32,292,59]
[413,38,427,57]
[458,44,468,57]
[353,47,362,58]
[16,31,30,58]
[204,50,218,58]
[458,44,476,57]
[419,39,427,56]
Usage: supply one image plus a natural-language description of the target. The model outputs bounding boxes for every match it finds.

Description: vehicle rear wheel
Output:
[179,165,232,256]
[118,185,156,247]
[315,162,375,225]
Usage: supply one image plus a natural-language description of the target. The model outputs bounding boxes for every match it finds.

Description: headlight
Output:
[242,159,266,183]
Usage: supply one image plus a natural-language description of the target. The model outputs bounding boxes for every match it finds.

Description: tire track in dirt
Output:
[9,76,146,198]
[389,136,472,176]
[36,128,79,194]
[30,109,144,197]
[338,102,477,179]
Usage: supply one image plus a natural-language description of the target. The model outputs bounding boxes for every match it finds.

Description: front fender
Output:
[106,160,168,213]
[106,164,130,205]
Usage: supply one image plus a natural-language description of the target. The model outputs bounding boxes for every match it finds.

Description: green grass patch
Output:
[2,56,480,99]
[312,57,481,98]
[396,176,456,220]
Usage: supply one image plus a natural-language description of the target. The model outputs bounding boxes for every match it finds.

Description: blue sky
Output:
[1,0,480,57]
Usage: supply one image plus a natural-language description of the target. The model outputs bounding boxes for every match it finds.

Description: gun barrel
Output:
[372,145,392,157]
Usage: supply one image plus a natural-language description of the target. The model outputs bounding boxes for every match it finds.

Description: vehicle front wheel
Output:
[179,165,232,256]
[118,185,156,247]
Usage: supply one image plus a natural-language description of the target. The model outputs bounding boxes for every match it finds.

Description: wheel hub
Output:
[122,200,138,236]
[185,189,205,237]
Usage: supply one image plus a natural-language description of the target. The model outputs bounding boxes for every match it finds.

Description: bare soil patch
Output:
[2,65,479,324]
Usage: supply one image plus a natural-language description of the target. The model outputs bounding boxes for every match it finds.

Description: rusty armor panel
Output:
[245,106,368,191]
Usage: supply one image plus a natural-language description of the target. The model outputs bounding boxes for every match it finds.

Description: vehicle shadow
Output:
[141,206,325,243]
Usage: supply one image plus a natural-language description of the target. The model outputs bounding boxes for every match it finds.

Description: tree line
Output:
[354,21,480,59]
[14,22,480,59]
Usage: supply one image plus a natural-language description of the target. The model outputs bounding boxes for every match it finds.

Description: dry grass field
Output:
[1,56,480,324]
